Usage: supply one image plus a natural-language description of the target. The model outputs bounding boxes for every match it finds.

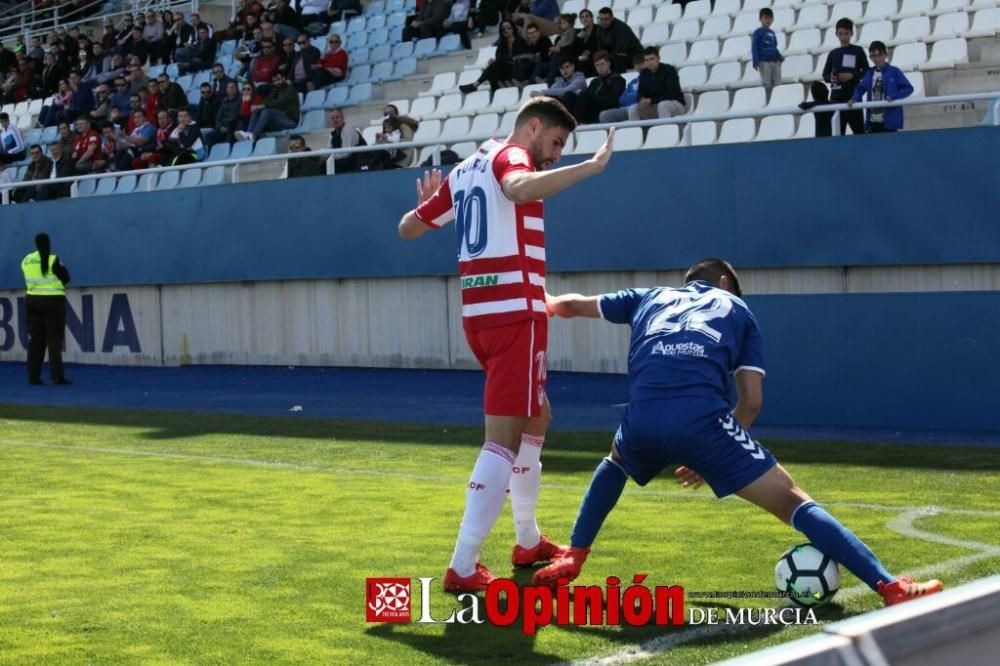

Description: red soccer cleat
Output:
[512,534,566,567]
[443,561,497,593]
[877,576,944,606]
[531,546,591,587]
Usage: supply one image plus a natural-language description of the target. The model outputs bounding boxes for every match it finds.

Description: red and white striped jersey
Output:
[415,139,546,331]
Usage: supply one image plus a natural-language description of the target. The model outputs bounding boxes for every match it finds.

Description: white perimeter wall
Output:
[1,265,998,370]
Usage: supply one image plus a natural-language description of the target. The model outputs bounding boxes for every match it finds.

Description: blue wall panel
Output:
[747,292,1000,432]
[1,127,998,289]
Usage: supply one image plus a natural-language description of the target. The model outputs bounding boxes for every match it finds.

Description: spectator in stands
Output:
[250,40,282,90]
[195,83,220,130]
[97,54,126,85]
[269,0,303,40]
[82,43,110,83]
[27,37,45,65]
[144,79,161,120]
[595,6,641,74]
[93,121,118,172]
[823,18,868,136]
[514,23,552,85]
[289,33,320,93]
[125,27,150,66]
[71,116,100,173]
[279,38,297,77]
[383,104,419,141]
[132,109,175,168]
[205,64,231,98]
[108,106,127,131]
[514,0,561,37]
[125,57,148,95]
[570,50,624,124]
[115,15,136,52]
[798,81,835,136]
[598,51,645,123]
[157,74,187,114]
[102,22,118,51]
[178,25,217,74]
[752,8,784,95]
[312,34,348,88]
[226,0,265,41]
[88,84,112,122]
[259,21,280,46]
[238,81,264,132]
[40,51,64,97]
[444,0,473,51]
[0,112,25,165]
[165,108,206,165]
[237,70,300,142]
[126,95,143,132]
[207,80,242,146]
[298,0,328,31]
[34,142,74,200]
[144,10,165,65]
[235,27,263,73]
[110,77,132,115]
[12,145,52,203]
[288,134,325,178]
[57,121,76,153]
[116,109,156,170]
[370,116,413,169]
[64,70,94,121]
[0,44,13,76]
[162,10,180,63]
[532,57,586,103]
[628,46,684,121]
[848,41,914,134]
[189,14,215,40]
[544,13,580,82]
[403,0,451,42]
[328,107,363,172]
[460,21,525,93]
[326,0,363,24]
[39,78,71,127]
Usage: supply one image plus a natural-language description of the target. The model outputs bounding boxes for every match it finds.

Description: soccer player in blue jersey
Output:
[533,258,943,606]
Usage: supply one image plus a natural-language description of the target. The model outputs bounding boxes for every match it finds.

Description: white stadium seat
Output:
[923,37,969,67]
[420,72,455,97]
[756,114,796,141]
[470,112,499,136]
[930,11,971,39]
[719,36,751,61]
[687,121,718,145]
[894,16,932,43]
[891,41,929,68]
[695,90,731,115]
[660,41,687,65]
[899,0,935,16]
[700,16,732,39]
[731,86,767,112]
[615,127,644,151]
[731,11,761,35]
[627,7,654,31]
[484,87,520,114]
[712,0,742,16]
[782,54,815,80]
[413,119,441,142]
[795,5,829,29]
[644,124,680,148]
[654,4,682,24]
[859,20,895,45]
[643,23,671,46]
[427,93,462,119]
[968,8,1000,36]
[683,0,712,20]
[688,39,721,63]
[864,0,900,21]
[795,113,816,139]
[718,118,756,143]
[829,1,864,22]
[786,28,822,55]
[410,96,436,118]
[670,19,701,42]
[439,116,471,141]
[456,90,490,116]
[768,83,805,108]
[706,61,743,87]
[934,0,971,13]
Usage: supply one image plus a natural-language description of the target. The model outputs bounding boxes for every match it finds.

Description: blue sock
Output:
[570,457,628,549]
[791,501,894,590]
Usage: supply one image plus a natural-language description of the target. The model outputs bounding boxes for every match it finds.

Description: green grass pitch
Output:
[0,404,998,664]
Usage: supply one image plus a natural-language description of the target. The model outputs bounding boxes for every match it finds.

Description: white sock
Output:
[510,434,544,548]
[449,442,515,577]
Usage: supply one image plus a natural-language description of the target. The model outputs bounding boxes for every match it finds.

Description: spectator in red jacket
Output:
[312,33,348,89]
[249,39,281,91]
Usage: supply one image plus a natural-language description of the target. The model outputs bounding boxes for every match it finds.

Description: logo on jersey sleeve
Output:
[506,147,531,167]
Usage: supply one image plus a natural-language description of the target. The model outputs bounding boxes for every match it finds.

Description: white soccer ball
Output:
[774,543,840,607]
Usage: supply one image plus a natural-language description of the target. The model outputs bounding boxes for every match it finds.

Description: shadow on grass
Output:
[1,404,998,474]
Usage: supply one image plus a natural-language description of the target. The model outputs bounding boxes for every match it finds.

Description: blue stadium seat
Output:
[165,63,179,79]
[350,31,370,48]
[298,110,327,131]
[219,39,237,58]
[301,89,327,111]
[93,177,116,196]
[414,38,437,59]
[365,0,386,15]
[387,0,405,12]
[387,11,406,29]
[329,20,348,35]
[369,44,392,63]
[137,173,157,191]
[193,70,211,87]
[229,141,253,160]
[207,142,231,162]
[202,166,225,186]
[370,61,394,82]
[347,17,367,35]
[368,14,387,30]
[311,36,326,51]
[435,33,462,55]
[325,86,350,108]
[178,168,202,188]
[391,41,414,60]
[114,174,137,195]
[388,26,404,43]
[77,179,98,197]
[350,46,370,66]
[176,74,195,90]
[393,57,417,79]
[24,128,42,146]
[405,0,416,10]
[147,64,166,78]
[346,82,373,106]
[40,126,58,144]
[346,64,372,85]
[368,27,389,46]
[187,89,201,106]
[226,61,243,78]
[252,138,277,156]
[155,170,180,190]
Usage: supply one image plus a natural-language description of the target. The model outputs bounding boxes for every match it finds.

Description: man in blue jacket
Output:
[849,41,913,133]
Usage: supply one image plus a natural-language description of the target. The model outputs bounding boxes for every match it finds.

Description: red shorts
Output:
[465,318,548,418]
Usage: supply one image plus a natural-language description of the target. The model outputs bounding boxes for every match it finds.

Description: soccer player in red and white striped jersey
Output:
[398,98,615,592]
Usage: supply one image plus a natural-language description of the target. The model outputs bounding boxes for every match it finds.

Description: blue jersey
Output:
[598,281,765,406]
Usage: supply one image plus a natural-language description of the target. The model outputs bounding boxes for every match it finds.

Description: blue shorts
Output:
[612,398,777,498]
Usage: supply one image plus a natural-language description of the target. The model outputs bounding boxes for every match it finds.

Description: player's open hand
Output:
[590,127,615,173]
[674,465,704,490]
[416,169,442,205]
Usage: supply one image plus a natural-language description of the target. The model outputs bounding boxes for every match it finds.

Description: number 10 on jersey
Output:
[454,187,488,258]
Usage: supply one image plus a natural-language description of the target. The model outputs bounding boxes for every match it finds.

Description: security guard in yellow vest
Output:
[21,233,72,385]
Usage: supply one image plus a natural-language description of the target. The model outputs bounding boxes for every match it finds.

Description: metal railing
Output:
[2,91,999,205]
[0,0,194,45]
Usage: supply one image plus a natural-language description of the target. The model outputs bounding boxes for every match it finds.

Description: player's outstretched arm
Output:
[502,128,615,204]
[545,292,602,319]
[398,169,443,239]
[733,370,764,430]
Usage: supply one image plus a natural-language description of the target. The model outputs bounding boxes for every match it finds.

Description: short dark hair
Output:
[598,7,613,16]
[684,258,743,297]
[835,18,854,32]
[642,45,658,57]
[514,96,577,132]
[200,82,211,89]
[592,50,611,64]
[869,40,887,54]
[559,55,576,67]
[759,7,773,19]
[290,134,305,143]
[559,12,576,23]
[0,112,8,121]
[632,52,646,66]
[809,80,829,102]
